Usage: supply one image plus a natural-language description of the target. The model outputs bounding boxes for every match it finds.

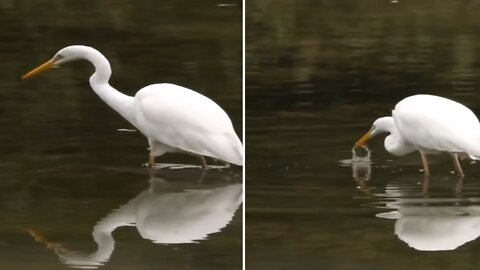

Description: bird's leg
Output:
[148,162,156,179]
[451,153,465,178]
[148,154,155,168]
[196,168,207,184]
[455,176,464,196]
[421,174,430,194]
[420,152,430,176]
[199,155,208,170]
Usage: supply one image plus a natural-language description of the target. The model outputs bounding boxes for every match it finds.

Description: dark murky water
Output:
[247,1,480,269]
[0,1,242,269]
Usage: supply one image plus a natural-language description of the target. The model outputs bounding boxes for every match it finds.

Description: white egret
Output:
[355,94,480,177]
[22,45,243,168]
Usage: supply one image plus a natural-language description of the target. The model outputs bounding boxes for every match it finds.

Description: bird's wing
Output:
[393,95,480,156]
[134,84,243,165]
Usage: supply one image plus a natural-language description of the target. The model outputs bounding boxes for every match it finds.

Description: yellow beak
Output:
[21,59,56,80]
[355,131,373,147]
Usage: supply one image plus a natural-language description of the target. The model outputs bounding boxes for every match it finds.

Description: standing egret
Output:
[355,94,480,177]
[22,45,243,168]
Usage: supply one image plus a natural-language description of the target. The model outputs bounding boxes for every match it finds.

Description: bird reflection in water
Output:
[376,189,480,251]
[345,154,480,251]
[27,172,242,269]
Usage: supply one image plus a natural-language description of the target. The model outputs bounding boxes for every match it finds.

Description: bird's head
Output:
[355,117,393,147]
[21,45,88,80]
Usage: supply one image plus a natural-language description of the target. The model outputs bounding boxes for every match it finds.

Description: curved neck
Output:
[385,132,406,155]
[379,117,416,156]
[85,48,112,84]
[376,117,396,133]
[84,48,135,124]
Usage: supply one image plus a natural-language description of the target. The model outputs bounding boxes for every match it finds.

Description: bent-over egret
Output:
[22,45,243,168]
[355,94,480,177]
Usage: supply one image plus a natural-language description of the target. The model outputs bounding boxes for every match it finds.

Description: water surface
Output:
[0,1,242,269]
[247,1,480,269]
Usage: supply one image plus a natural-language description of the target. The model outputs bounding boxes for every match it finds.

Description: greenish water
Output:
[247,1,480,269]
[0,1,242,269]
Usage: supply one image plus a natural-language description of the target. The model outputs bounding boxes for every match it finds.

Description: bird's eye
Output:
[54,54,64,61]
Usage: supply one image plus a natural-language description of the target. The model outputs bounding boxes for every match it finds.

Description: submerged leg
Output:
[199,155,208,170]
[420,152,430,176]
[148,154,155,168]
[197,168,207,183]
[421,174,430,194]
[147,139,172,168]
[451,153,465,178]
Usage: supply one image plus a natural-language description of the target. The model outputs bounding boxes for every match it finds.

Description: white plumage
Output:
[356,94,480,176]
[133,83,243,165]
[22,45,243,167]
[393,95,480,157]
